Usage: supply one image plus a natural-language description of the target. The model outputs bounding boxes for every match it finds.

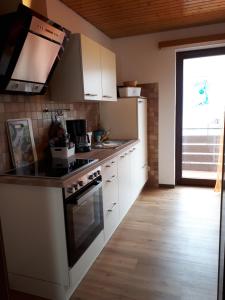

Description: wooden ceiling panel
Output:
[61,0,225,38]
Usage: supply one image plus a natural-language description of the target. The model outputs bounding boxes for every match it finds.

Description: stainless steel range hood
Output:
[0,4,70,94]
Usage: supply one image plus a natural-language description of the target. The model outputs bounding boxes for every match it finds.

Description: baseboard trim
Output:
[8,273,66,300]
[159,184,175,189]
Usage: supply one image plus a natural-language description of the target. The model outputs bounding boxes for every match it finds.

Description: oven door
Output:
[64,178,103,267]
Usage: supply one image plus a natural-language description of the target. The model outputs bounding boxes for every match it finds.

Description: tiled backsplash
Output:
[0,94,99,172]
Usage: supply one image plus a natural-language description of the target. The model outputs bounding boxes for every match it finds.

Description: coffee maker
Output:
[66,119,91,152]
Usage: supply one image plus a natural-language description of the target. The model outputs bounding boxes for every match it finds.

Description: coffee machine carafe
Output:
[66,119,91,152]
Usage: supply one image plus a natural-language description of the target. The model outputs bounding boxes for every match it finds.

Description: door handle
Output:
[106,175,116,183]
[85,93,98,97]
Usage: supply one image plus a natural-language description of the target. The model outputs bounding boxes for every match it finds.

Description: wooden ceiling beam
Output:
[158,33,225,49]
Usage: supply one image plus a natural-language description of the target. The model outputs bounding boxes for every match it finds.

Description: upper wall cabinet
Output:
[81,35,102,101]
[101,46,117,101]
[49,33,117,102]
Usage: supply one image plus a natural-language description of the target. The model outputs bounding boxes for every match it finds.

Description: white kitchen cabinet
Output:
[0,182,106,300]
[81,35,102,100]
[101,46,117,101]
[137,98,148,167]
[101,159,120,243]
[117,143,148,222]
[0,184,69,300]
[100,97,148,199]
[50,33,117,102]
[100,98,147,160]
[0,141,147,300]
[117,149,131,221]
[129,145,140,202]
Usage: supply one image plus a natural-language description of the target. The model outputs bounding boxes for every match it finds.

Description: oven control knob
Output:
[93,172,97,177]
[88,174,94,180]
[78,180,84,187]
[97,170,101,175]
[67,187,75,194]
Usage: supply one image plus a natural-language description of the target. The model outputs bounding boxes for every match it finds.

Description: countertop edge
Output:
[0,140,139,188]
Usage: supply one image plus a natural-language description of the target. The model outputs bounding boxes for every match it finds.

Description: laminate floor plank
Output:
[10,186,220,300]
[72,186,220,300]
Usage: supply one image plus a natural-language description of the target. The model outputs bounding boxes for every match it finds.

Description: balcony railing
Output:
[182,128,223,179]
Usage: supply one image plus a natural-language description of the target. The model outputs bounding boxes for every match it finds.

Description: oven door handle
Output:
[76,181,102,206]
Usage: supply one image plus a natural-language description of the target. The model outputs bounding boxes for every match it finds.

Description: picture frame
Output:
[6,118,37,168]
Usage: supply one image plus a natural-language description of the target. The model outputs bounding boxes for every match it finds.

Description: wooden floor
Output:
[11,187,220,300]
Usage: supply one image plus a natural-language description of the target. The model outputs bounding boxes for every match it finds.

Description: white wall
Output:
[112,23,225,185]
[46,0,112,49]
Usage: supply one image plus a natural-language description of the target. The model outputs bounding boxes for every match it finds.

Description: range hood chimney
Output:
[0,0,47,17]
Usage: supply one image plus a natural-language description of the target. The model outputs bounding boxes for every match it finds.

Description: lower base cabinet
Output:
[0,143,148,300]
[118,144,148,215]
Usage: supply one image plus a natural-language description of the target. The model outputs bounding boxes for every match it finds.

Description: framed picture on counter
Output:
[6,118,37,168]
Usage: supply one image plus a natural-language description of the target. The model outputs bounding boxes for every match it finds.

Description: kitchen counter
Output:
[0,140,138,188]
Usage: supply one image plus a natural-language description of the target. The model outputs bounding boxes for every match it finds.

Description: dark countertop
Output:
[0,140,138,188]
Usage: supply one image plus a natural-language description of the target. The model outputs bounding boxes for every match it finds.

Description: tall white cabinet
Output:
[100,97,148,216]
[100,97,148,163]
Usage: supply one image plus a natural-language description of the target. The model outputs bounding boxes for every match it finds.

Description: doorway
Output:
[176,47,225,186]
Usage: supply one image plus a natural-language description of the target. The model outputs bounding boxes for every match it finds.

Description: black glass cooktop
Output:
[5,158,98,178]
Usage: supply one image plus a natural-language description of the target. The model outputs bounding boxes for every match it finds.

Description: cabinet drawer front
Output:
[103,174,119,242]
[102,158,117,182]
[103,177,118,211]
[104,198,120,242]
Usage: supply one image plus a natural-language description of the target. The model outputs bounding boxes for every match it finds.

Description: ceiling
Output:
[61,0,225,38]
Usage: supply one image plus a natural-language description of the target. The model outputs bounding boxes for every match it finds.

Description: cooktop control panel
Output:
[64,166,101,199]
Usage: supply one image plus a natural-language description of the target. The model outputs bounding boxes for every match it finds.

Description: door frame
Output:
[176,46,225,186]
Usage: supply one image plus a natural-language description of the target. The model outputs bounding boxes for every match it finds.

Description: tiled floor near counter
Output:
[11,186,220,300]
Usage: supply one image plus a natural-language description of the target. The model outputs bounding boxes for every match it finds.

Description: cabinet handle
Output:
[85,93,98,97]
[105,165,111,168]
[106,175,116,183]
[108,202,117,212]
[111,161,116,164]
[120,155,125,158]
[103,95,113,98]
[138,100,143,103]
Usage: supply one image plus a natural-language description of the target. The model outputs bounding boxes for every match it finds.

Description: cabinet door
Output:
[101,46,117,101]
[129,146,139,204]
[118,150,130,221]
[103,177,119,243]
[137,98,148,166]
[81,35,102,101]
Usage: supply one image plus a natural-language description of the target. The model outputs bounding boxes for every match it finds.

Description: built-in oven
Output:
[63,168,103,268]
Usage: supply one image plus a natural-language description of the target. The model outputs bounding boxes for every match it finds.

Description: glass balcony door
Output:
[176,47,225,186]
